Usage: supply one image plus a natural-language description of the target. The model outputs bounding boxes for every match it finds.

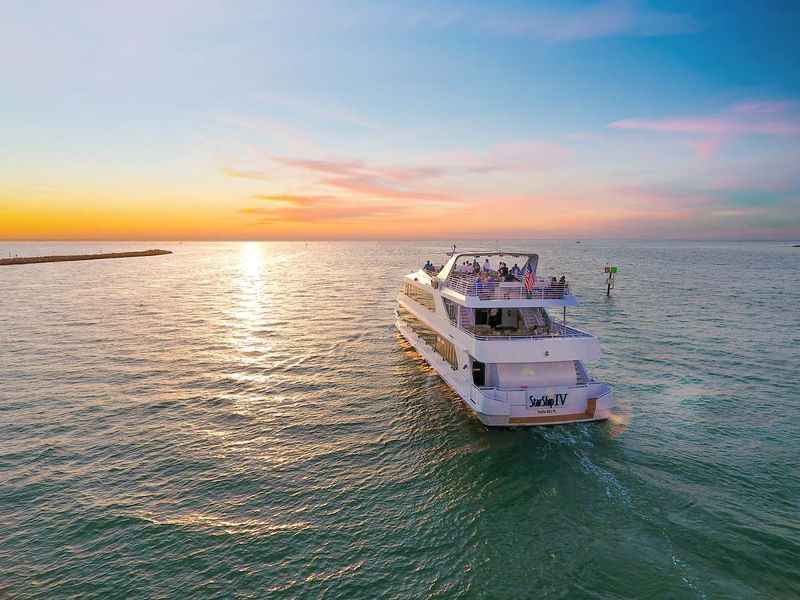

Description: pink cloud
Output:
[373,166,448,182]
[227,140,572,225]
[609,100,800,159]
[320,174,454,202]
[270,155,488,203]
[609,116,800,136]
[691,137,727,161]
[271,157,365,176]
[611,99,800,135]
[271,156,455,202]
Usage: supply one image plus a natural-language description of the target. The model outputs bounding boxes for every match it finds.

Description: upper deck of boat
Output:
[410,250,579,308]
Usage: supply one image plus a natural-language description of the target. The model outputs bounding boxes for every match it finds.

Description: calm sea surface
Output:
[1,241,798,599]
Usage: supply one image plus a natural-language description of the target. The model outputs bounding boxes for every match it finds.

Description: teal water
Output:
[1,241,798,599]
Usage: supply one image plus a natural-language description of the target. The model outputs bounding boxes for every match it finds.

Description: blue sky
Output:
[2,1,799,239]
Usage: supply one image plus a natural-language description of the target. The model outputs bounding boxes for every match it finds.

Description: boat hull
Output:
[396,319,613,427]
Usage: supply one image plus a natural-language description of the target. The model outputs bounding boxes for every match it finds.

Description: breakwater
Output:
[0,249,172,266]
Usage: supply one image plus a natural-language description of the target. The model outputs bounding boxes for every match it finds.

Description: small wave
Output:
[536,425,594,449]
[671,554,708,600]
[135,511,311,537]
[575,450,632,508]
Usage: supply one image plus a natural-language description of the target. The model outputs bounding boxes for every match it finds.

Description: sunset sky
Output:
[2,1,799,240]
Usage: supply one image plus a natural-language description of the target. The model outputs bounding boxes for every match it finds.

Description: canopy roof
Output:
[439,251,539,279]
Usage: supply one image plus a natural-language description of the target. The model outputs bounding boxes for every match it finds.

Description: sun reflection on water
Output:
[229,242,271,355]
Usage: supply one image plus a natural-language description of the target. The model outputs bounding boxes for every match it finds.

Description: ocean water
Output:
[1,240,798,599]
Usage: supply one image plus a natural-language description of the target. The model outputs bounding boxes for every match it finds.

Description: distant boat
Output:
[396,250,613,426]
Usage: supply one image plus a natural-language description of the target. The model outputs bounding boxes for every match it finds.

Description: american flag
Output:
[523,263,535,292]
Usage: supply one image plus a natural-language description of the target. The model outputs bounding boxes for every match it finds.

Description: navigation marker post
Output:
[604,264,618,296]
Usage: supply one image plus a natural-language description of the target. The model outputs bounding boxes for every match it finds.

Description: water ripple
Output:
[1,240,799,599]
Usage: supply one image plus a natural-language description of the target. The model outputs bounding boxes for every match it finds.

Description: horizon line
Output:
[1,237,798,243]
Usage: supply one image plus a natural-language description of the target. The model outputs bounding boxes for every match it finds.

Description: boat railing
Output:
[461,322,592,341]
[445,272,570,300]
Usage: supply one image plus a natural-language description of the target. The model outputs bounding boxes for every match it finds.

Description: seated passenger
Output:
[499,263,509,279]
[510,263,521,279]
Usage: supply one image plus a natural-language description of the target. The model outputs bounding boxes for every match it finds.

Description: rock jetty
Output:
[0,249,172,266]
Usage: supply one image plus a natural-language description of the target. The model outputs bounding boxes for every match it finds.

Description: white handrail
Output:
[461,322,592,341]
[445,272,570,300]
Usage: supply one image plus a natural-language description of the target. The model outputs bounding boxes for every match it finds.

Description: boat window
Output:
[472,359,485,386]
[495,361,577,387]
[463,307,556,337]
[442,298,458,325]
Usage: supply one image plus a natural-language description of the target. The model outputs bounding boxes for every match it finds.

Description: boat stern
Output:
[470,381,613,427]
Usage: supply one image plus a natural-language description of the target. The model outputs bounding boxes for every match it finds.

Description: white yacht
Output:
[396,251,613,426]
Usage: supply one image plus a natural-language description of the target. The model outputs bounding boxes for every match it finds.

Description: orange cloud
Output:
[222,167,271,181]
[268,156,456,203]
[251,194,333,206]
[240,199,412,223]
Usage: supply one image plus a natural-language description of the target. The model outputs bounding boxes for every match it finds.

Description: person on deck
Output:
[510,263,521,279]
[483,258,491,272]
[474,271,485,297]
